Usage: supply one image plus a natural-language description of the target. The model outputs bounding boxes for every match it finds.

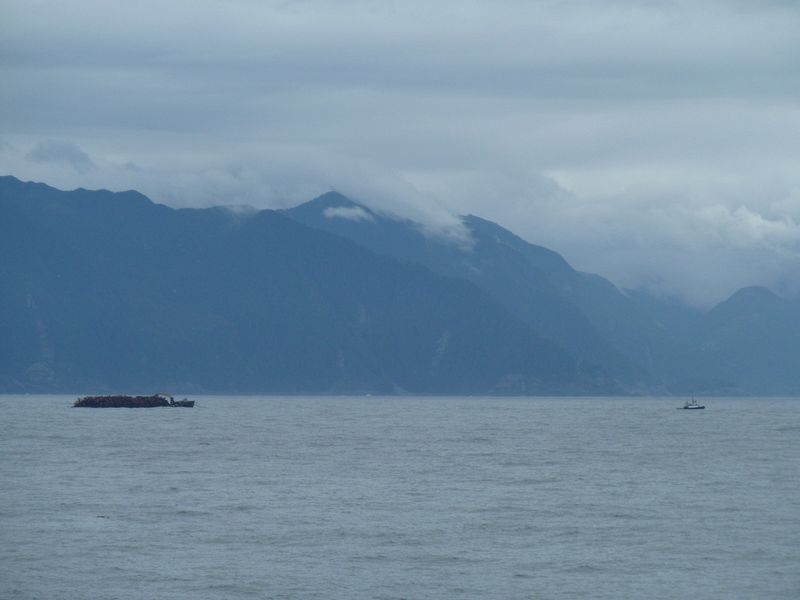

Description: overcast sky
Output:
[2,0,799,305]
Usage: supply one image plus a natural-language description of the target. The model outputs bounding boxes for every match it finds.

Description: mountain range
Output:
[286,192,800,395]
[2,175,798,395]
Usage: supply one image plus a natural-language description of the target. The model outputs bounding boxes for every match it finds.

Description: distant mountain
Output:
[286,193,656,387]
[0,176,609,394]
[677,287,800,394]
[285,191,800,395]
[4,177,797,395]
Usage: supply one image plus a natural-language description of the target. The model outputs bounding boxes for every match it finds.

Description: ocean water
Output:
[1,396,799,599]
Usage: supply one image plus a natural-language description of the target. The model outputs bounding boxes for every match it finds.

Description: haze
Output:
[2,0,799,305]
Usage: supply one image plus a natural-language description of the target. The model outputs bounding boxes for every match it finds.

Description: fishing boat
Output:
[679,397,705,410]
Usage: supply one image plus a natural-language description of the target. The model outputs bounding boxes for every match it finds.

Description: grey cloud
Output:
[1,0,799,304]
[323,206,374,222]
[26,140,94,174]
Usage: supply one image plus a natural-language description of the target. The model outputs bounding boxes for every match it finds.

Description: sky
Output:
[2,0,799,305]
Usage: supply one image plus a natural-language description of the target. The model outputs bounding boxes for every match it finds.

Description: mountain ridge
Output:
[0,176,609,395]
[284,190,800,395]
[3,175,799,395]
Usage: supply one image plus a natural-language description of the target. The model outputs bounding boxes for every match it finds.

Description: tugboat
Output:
[679,397,705,410]
[169,397,195,407]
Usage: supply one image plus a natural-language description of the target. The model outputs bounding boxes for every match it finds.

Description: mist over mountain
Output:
[287,193,648,386]
[4,1,799,308]
[2,176,799,395]
[0,176,607,395]
[285,191,800,395]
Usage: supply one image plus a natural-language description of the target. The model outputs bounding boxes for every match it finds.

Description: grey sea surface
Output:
[1,395,799,599]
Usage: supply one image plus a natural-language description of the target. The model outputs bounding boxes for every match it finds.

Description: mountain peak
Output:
[307,190,360,209]
[0,175,49,192]
[709,285,784,319]
[288,191,377,223]
[726,285,780,304]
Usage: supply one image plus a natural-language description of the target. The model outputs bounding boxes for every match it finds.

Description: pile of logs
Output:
[73,395,170,408]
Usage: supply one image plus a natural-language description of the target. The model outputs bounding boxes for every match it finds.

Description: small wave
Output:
[468,436,494,443]
[561,563,604,574]
[174,509,211,517]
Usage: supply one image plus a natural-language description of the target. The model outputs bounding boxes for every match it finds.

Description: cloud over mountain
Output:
[1,0,798,304]
[26,140,94,174]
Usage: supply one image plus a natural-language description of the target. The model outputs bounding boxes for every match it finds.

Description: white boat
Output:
[679,397,705,410]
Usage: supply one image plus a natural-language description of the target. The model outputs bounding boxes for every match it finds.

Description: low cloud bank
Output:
[2,0,798,305]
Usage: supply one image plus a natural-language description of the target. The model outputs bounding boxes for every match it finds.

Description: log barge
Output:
[73,394,194,408]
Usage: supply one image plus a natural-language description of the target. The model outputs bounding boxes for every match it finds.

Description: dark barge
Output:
[73,394,194,408]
